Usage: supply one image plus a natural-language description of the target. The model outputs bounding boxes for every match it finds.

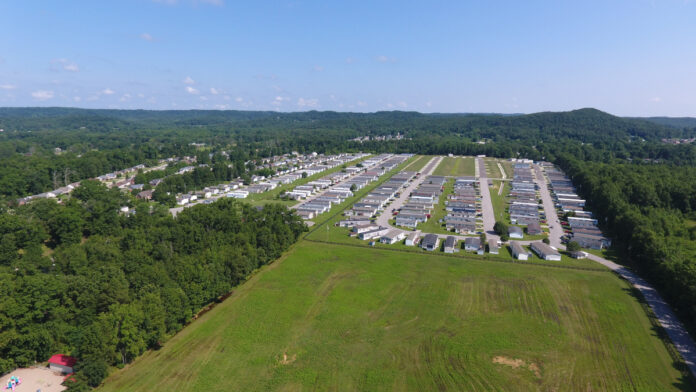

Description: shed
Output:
[48,354,77,374]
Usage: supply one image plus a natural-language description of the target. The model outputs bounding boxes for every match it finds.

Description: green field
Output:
[99,241,691,391]
[402,155,431,172]
[432,156,475,176]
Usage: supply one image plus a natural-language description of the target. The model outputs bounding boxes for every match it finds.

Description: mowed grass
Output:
[99,241,691,392]
[402,155,431,172]
[432,156,475,176]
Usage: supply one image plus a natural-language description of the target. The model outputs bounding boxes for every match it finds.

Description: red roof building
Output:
[48,354,77,374]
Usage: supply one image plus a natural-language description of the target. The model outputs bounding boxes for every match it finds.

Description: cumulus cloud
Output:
[186,86,199,94]
[183,76,195,85]
[209,87,220,95]
[102,88,115,95]
[52,58,80,72]
[31,90,54,101]
[214,104,229,110]
[0,84,16,90]
[271,96,288,106]
[140,33,154,41]
[120,93,132,102]
[297,97,319,108]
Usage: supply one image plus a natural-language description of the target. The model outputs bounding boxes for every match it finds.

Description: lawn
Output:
[99,241,692,392]
[402,155,431,172]
[490,180,508,222]
[432,156,475,176]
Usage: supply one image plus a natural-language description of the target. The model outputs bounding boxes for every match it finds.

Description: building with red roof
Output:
[48,354,77,374]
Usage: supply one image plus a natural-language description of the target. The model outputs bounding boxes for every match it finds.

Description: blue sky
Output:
[1,0,695,116]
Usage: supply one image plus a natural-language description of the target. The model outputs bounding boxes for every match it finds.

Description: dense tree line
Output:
[556,156,696,334]
[0,181,306,388]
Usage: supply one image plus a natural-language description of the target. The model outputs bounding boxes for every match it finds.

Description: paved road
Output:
[533,163,696,377]
[534,165,564,248]
[374,156,441,229]
[477,157,499,242]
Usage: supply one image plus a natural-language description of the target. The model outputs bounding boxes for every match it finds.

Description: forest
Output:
[0,181,306,389]
[556,157,696,334]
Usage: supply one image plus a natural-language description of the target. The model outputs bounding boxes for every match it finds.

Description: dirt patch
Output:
[279,352,296,365]
[493,356,541,379]
[3,367,66,392]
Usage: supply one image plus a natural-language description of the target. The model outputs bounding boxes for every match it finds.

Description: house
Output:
[405,232,420,246]
[359,227,389,240]
[296,210,315,220]
[464,237,481,252]
[508,226,524,239]
[510,241,530,260]
[444,236,457,253]
[136,190,153,200]
[526,221,542,235]
[48,354,77,374]
[421,234,439,251]
[380,229,406,244]
[488,239,499,254]
[530,241,562,261]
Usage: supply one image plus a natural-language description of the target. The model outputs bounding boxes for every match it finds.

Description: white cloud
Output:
[137,93,145,98]
[199,96,208,101]
[357,100,367,107]
[186,86,199,94]
[102,88,115,95]
[183,76,195,85]
[120,93,132,102]
[52,58,80,72]
[73,96,82,102]
[650,96,662,102]
[209,87,220,95]
[313,65,324,72]
[214,104,229,110]
[140,33,154,41]
[272,96,288,106]
[235,97,243,102]
[345,57,355,64]
[397,101,407,108]
[31,90,54,101]
[297,97,319,108]
[197,0,224,5]
[0,84,16,90]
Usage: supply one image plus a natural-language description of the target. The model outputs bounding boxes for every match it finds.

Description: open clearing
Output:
[100,241,691,392]
[432,156,475,176]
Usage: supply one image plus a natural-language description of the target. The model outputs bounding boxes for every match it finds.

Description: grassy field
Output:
[490,180,508,222]
[99,241,691,392]
[402,155,431,172]
[432,156,475,177]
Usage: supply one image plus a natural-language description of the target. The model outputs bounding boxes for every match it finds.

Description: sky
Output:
[1,0,695,116]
